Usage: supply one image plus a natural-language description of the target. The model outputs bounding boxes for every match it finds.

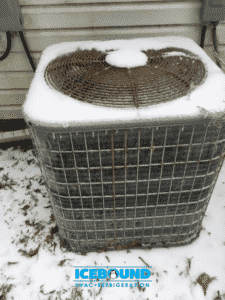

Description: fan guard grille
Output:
[44,47,207,108]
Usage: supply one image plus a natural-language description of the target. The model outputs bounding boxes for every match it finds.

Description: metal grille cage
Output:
[44,47,206,108]
[29,120,225,253]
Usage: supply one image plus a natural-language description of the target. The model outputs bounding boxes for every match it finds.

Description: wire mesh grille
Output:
[44,47,206,108]
[29,120,225,253]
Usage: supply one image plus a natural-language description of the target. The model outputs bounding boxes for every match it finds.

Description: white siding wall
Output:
[0,0,224,121]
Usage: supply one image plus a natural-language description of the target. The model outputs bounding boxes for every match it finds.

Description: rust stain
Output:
[149,142,156,154]
[127,69,139,108]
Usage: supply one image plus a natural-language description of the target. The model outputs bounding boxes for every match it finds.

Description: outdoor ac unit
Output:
[22,37,225,253]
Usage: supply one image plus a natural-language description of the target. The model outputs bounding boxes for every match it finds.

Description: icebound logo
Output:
[74,266,152,288]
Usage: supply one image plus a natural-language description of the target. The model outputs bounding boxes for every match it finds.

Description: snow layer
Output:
[0,147,225,300]
[22,36,225,129]
[105,49,148,68]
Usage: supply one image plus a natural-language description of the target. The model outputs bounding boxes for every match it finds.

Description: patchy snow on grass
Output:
[0,146,225,300]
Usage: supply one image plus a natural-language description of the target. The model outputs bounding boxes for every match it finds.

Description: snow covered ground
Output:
[0,145,224,300]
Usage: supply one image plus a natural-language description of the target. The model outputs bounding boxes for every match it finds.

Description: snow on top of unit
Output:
[162,51,192,57]
[22,36,225,128]
[105,49,148,68]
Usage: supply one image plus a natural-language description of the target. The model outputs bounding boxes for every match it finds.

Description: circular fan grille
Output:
[44,47,207,108]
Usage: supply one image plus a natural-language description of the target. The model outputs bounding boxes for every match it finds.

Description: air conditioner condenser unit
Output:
[22,37,225,253]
